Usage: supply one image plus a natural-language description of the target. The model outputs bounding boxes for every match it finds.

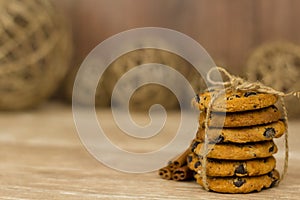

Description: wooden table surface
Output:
[1,103,299,200]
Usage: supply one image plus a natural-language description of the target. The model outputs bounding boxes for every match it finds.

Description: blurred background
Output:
[1,0,299,117]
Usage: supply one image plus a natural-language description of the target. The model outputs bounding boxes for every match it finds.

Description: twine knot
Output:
[207,66,299,97]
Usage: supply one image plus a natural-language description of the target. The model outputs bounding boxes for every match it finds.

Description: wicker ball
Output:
[0,0,72,110]
[103,48,205,110]
[246,41,300,118]
[63,57,111,107]
[64,44,205,109]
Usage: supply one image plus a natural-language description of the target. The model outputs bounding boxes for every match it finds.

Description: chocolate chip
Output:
[195,94,200,103]
[244,92,257,97]
[191,141,200,152]
[187,155,193,163]
[253,153,257,157]
[233,178,246,187]
[234,164,247,175]
[269,146,275,152]
[253,105,257,109]
[216,135,224,143]
[263,128,276,138]
[194,161,201,169]
[235,95,241,98]
[209,135,224,144]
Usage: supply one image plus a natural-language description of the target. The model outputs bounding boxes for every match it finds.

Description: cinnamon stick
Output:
[168,148,191,171]
[172,165,194,181]
[158,166,172,180]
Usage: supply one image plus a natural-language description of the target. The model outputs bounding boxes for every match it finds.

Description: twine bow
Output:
[207,66,300,98]
[201,66,298,191]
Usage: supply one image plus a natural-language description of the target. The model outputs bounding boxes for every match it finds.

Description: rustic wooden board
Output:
[0,103,299,199]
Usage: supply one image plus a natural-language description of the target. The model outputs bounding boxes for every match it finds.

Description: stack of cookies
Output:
[187,89,286,193]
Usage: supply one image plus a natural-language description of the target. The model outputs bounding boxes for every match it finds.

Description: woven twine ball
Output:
[62,55,111,107]
[0,0,72,110]
[246,41,300,118]
[65,39,206,109]
[102,48,205,110]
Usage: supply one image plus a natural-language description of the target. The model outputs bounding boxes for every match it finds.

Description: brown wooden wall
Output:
[54,0,300,75]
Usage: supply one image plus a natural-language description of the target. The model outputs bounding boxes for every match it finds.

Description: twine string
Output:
[207,67,299,97]
[202,66,296,189]
[279,96,289,181]
[202,90,225,191]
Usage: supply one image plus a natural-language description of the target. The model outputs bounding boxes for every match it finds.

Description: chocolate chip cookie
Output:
[196,90,278,112]
[195,169,280,193]
[191,140,277,160]
[199,105,281,128]
[187,153,276,177]
[197,120,286,143]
